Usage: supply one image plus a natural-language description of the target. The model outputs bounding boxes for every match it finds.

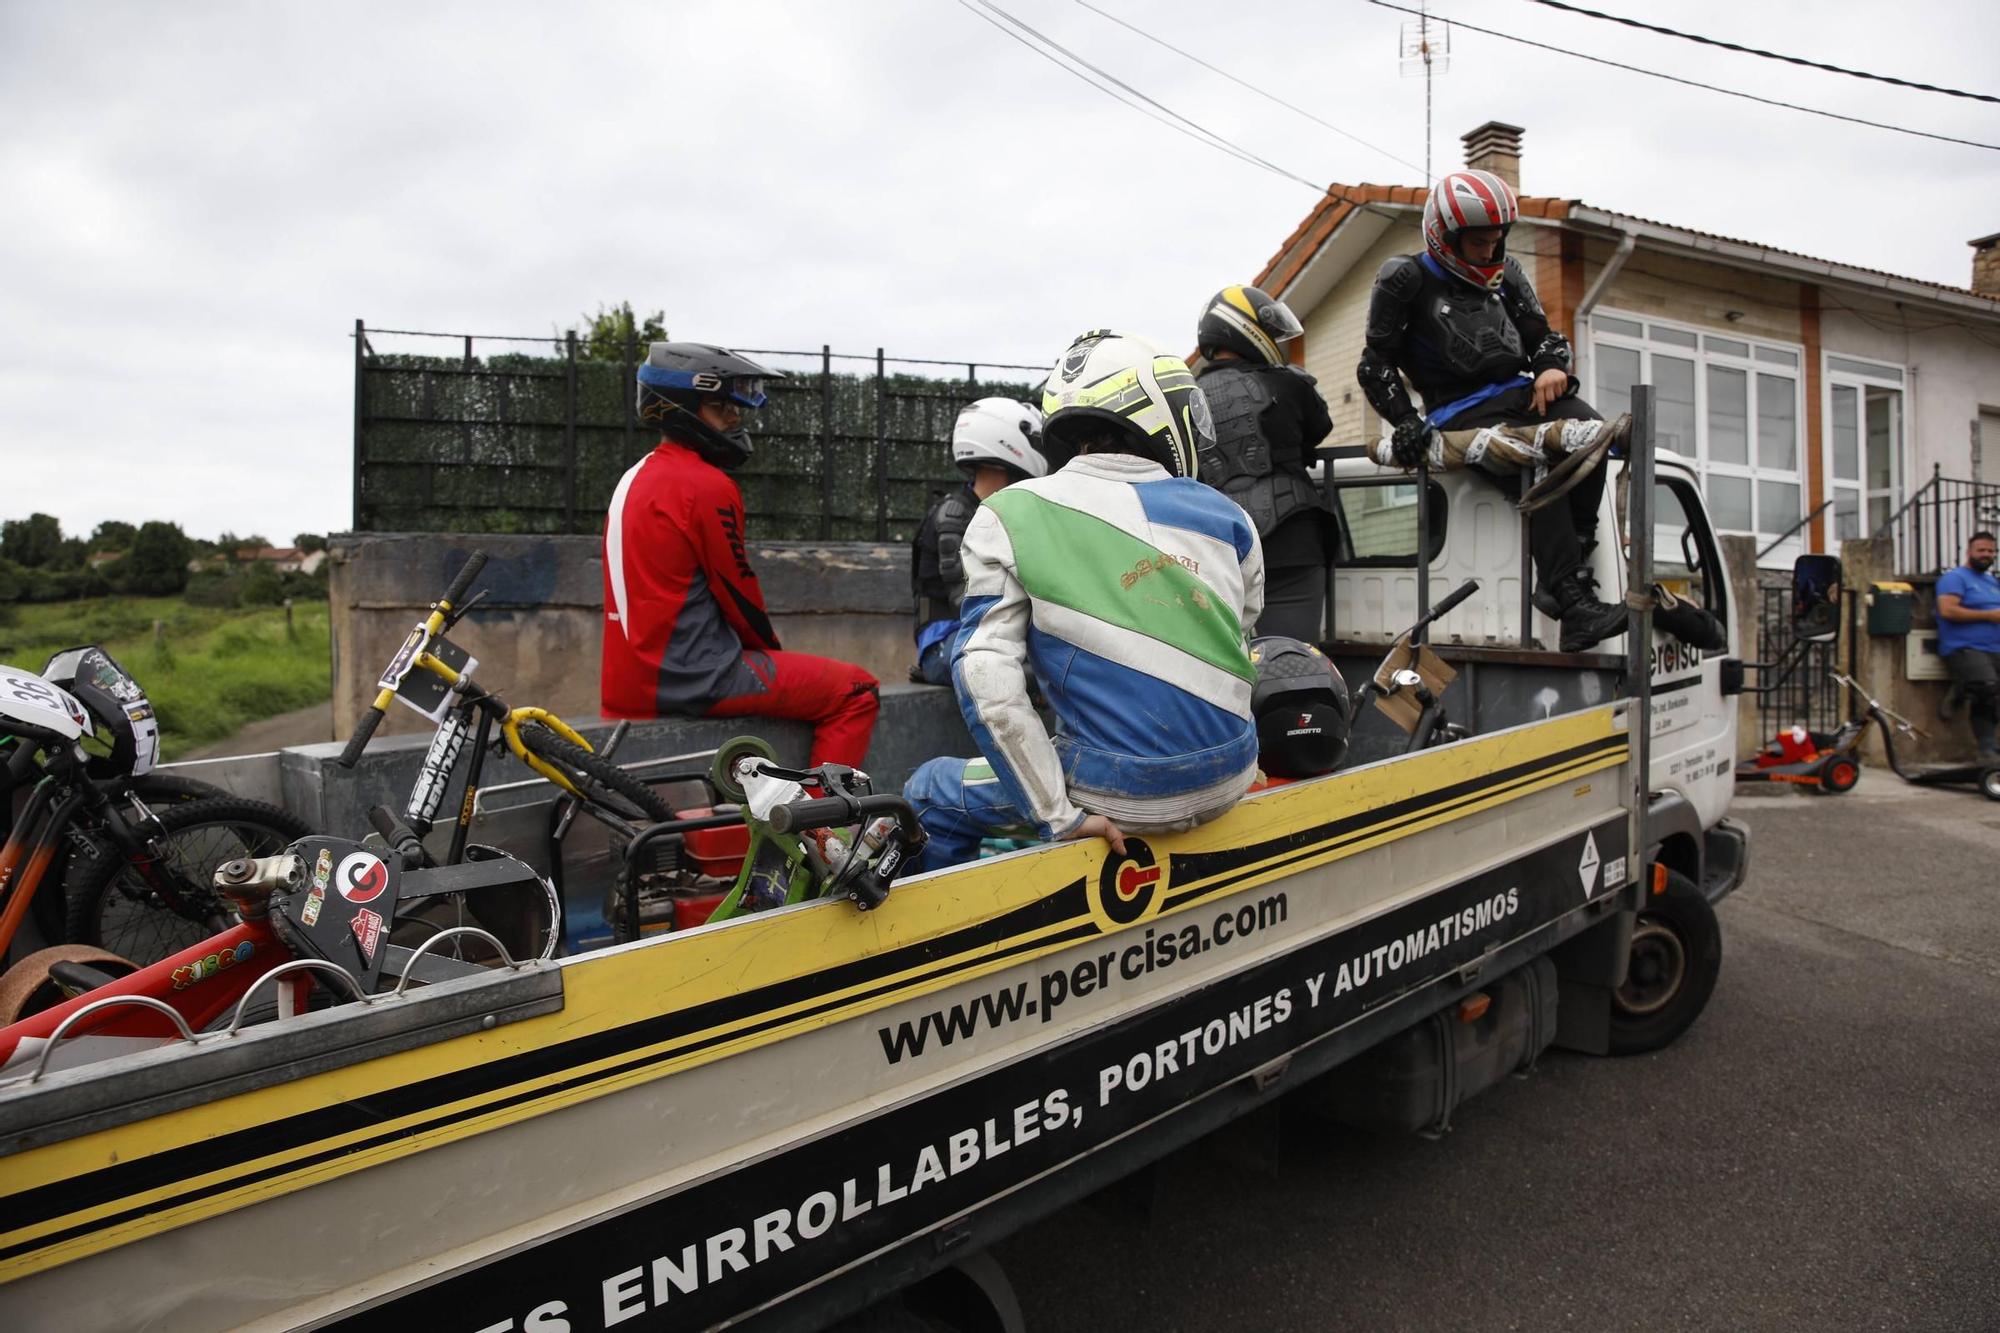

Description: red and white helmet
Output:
[1422,169,1520,290]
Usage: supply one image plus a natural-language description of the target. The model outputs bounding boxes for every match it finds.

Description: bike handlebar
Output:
[1427,578,1480,623]
[767,793,921,838]
[336,706,385,769]
[443,551,488,610]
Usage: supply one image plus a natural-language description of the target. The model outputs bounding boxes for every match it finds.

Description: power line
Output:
[1070,0,1427,175]
[1520,0,2000,105]
[1365,0,2000,152]
[958,1,1583,265]
[963,1,1328,193]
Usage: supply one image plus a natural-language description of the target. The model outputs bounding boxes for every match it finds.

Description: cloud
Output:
[2,0,1996,540]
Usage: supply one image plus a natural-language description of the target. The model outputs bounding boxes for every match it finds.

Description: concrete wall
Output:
[1839,535,1969,767]
[1820,296,2000,496]
[328,533,914,740]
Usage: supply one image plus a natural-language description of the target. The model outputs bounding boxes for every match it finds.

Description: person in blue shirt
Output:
[1935,531,2000,763]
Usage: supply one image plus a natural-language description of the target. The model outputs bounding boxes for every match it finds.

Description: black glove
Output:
[1390,416,1431,468]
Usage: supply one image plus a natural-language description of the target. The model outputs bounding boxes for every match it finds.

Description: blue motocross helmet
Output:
[636,342,783,469]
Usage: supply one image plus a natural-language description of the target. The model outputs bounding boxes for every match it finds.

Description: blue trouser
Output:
[903,756,1038,872]
[915,638,953,687]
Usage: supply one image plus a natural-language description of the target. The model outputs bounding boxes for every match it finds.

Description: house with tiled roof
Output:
[1255,121,2000,570]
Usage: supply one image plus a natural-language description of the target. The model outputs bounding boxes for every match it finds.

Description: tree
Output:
[578,302,668,362]
[1,513,64,568]
[239,560,285,606]
[294,532,327,553]
[51,536,88,571]
[90,520,137,552]
[121,521,193,595]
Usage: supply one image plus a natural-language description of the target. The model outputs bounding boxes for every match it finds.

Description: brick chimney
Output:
[1461,121,1524,192]
[1972,232,2000,297]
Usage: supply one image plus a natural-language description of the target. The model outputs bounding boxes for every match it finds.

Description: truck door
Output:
[1619,465,1737,830]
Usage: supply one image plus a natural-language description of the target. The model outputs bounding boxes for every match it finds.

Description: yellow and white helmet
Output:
[1197,284,1303,366]
[1039,330,1214,479]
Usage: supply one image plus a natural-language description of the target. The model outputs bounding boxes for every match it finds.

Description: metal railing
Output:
[1870,465,2000,576]
[351,322,1045,540]
[1753,576,1844,736]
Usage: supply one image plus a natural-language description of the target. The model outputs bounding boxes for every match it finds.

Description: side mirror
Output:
[1791,554,1843,643]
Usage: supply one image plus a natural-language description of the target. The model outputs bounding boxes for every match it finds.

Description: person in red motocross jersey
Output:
[602,342,879,767]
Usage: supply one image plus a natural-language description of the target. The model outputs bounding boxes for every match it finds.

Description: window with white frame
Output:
[1824,355,1905,543]
[1591,313,1806,560]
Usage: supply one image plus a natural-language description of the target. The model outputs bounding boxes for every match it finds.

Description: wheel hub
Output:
[1615,917,1687,1017]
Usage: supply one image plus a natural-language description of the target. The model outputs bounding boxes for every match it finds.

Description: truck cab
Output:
[1323,447,1747,905]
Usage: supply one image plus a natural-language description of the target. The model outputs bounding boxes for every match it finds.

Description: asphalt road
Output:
[996,774,2000,1332]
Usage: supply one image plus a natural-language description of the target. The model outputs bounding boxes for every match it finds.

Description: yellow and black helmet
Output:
[1040,330,1214,479]
[1197,284,1303,366]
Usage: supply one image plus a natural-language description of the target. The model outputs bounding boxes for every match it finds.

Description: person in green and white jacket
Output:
[903,331,1264,870]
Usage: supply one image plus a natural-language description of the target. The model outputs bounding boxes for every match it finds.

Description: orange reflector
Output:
[1651,862,1669,895]
[1457,993,1492,1023]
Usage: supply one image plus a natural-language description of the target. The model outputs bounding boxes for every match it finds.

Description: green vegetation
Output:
[0,597,330,761]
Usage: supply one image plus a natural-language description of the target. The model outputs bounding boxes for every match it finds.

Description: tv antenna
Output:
[1399,4,1451,181]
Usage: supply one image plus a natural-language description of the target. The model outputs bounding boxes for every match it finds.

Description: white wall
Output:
[1820,296,2000,485]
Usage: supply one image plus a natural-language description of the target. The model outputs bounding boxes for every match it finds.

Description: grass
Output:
[0,597,331,760]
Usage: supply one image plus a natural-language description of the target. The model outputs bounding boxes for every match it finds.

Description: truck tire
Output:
[1608,867,1721,1055]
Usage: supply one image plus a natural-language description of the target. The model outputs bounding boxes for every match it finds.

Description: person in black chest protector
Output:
[1194,284,1340,643]
[908,398,1048,686]
[1358,169,1632,653]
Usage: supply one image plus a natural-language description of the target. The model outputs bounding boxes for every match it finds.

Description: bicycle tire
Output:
[67,797,312,966]
[517,724,676,824]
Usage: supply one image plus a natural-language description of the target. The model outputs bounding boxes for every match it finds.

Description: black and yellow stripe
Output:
[0,708,1625,1282]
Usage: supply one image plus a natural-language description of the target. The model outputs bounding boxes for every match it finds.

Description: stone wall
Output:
[327,534,915,741]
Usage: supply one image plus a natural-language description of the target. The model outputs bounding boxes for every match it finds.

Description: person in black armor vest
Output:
[1357,169,1630,653]
[909,398,1049,686]
[1194,285,1338,643]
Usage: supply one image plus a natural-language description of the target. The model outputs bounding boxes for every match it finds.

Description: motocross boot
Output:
[1533,539,1598,620]
[1553,567,1627,653]
[1650,583,1727,651]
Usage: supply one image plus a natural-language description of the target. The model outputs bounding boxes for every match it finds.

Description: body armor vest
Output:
[1196,365,1324,539]
[1413,280,1525,386]
[913,485,978,633]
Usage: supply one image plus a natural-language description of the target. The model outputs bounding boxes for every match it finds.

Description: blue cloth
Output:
[915,617,957,657]
[904,757,1042,872]
[1937,566,2000,656]
[1424,374,1530,428]
[915,637,953,686]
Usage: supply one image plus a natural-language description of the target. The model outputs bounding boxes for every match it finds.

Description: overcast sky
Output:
[4,0,1996,543]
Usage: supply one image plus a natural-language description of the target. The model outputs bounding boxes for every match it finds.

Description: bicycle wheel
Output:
[67,797,311,966]
[517,724,676,824]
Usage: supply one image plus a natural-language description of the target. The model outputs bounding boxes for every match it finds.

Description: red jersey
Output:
[602,437,781,717]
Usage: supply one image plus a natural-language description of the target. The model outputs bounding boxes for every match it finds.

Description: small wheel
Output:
[1982,767,2000,802]
[1816,755,1861,794]
[518,724,676,824]
[711,735,777,805]
[1609,867,1722,1055]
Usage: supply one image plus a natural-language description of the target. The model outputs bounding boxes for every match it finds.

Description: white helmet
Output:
[951,398,1048,481]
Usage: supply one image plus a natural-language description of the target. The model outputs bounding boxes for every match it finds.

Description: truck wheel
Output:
[1815,755,1860,794]
[1608,868,1721,1055]
[1981,768,2000,802]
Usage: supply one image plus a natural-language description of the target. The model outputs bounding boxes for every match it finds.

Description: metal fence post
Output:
[820,344,835,541]
[352,318,366,531]
[623,324,638,460]
[1625,383,1656,899]
[562,330,580,532]
[874,348,889,541]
